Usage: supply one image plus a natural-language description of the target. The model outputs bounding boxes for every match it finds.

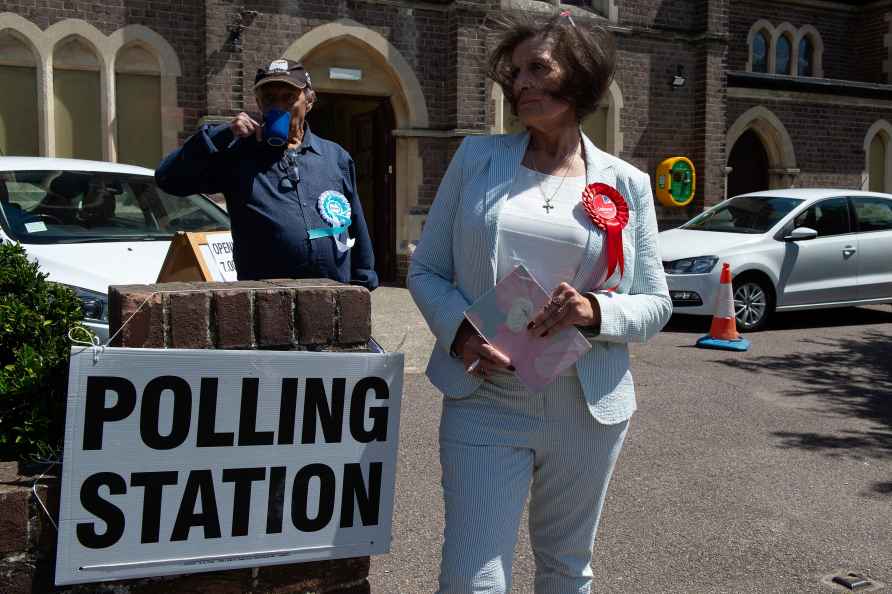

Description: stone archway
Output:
[283,19,428,129]
[727,129,769,197]
[283,20,429,282]
[726,106,798,194]
[863,119,892,192]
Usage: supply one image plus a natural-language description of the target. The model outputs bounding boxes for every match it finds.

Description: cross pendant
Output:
[543,202,554,213]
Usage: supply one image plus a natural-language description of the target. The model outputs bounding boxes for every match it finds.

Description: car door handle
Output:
[842,246,857,257]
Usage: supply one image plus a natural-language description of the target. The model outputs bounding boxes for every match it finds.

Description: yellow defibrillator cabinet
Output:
[656,157,695,207]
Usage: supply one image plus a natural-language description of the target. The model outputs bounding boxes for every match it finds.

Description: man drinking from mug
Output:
[155,59,377,289]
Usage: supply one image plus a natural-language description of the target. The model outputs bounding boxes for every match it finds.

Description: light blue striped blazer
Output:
[407,131,672,424]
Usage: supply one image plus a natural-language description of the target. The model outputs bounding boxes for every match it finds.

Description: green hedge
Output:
[0,242,85,461]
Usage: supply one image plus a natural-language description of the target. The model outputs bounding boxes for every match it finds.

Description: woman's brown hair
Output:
[486,11,616,123]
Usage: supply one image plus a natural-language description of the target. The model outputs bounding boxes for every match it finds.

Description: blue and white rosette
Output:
[309,191,355,253]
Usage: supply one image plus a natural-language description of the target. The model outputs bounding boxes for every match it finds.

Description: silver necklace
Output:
[529,147,576,214]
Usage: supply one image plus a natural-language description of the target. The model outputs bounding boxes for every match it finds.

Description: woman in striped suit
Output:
[408,11,672,594]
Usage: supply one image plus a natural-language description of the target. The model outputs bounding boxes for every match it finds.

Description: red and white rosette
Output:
[581,182,629,291]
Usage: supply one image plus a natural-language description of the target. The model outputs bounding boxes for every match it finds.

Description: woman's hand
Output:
[528,282,601,337]
[452,320,512,377]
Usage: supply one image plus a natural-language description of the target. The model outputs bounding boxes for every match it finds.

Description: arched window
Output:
[776,34,792,75]
[799,35,814,78]
[115,44,162,167]
[53,36,102,160]
[795,26,824,78]
[0,30,39,156]
[752,31,769,73]
[869,131,888,192]
[798,36,814,77]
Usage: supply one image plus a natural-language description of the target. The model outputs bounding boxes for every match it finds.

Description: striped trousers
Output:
[436,374,629,594]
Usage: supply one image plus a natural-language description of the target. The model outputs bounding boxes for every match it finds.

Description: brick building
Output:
[2,0,892,283]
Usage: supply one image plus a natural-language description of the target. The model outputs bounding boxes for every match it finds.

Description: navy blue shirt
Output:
[155,123,378,290]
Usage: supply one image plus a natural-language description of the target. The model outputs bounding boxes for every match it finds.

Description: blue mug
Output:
[263,109,290,147]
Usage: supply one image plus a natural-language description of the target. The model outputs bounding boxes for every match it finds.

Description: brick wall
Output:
[853,5,891,84]
[0,462,58,593]
[0,279,373,593]
[453,5,490,130]
[691,0,730,212]
[619,0,701,32]
[417,136,462,209]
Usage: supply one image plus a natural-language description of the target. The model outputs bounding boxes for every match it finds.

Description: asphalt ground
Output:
[369,287,892,594]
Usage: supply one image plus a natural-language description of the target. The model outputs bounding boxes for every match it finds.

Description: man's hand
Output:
[452,320,512,378]
[528,282,601,337]
[230,112,262,141]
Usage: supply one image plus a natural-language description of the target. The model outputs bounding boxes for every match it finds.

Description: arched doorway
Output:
[309,93,396,281]
[285,21,430,284]
[863,120,892,192]
[728,129,769,197]
[726,106,798,194]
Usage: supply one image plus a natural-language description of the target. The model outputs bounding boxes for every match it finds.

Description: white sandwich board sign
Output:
[200,232,238,282]
[56,347,403,585]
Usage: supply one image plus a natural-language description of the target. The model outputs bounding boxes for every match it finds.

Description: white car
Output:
[0,157,230,341]
[659,189,892,330]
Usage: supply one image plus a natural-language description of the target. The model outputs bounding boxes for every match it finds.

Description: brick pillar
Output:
[2,279,372,593]
[108,278,370,351]
[692,0,729,214]
[0,462,58,593]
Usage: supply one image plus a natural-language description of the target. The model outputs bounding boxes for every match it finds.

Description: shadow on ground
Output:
[664,306,892,334]
[716,329,892,496]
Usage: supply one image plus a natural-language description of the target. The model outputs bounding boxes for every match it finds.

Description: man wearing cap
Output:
[156,59,377,290]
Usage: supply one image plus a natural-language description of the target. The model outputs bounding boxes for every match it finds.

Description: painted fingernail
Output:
[527,321,535,329]
[508,365,516,371]
[541,330,549,337]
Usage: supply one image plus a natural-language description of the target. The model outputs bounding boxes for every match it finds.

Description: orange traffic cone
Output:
[696,263,750,351]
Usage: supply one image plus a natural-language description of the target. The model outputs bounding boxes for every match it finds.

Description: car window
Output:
[792,197,850,237]
[682,195,803,234]
[851,197,892,232]
[0,170,229,244]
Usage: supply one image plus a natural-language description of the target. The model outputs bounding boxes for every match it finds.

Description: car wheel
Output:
[733,277,774,332]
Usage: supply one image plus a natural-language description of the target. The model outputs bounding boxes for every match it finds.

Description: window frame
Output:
[751,30,769,74]
[0,14,182,160]
[797,35,814,78]
[850,195,892,234]
[775,33,793,76]
[747,21,824,78]
[789,196,856,239]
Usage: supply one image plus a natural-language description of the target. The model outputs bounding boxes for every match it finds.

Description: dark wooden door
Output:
[728,129,770,198]
[351,100,396,282]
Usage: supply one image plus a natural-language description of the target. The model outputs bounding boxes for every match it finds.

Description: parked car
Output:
[659,189,892,330]
[0,157,230,341]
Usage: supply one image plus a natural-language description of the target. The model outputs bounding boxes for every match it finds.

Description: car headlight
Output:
[62,285,108,322]
[663,256,719,275]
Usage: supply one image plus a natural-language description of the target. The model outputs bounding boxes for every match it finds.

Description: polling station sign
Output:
[56,347,403,585]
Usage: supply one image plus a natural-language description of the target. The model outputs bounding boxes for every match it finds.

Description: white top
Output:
[497,165,590,291]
